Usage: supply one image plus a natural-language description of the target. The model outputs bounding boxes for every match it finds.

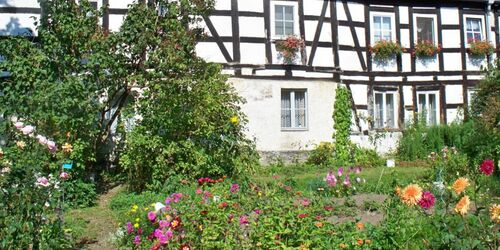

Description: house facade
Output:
[1,0,499,157]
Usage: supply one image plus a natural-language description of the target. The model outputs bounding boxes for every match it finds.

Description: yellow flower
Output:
[62,143,73,153]
[133,223,139,228]
[135,218,140,222]
[400,184,423,206]
[452,177,470,195]
[16,141,26,149]
[258,191,262,197]
[490,204,500,224]
[314,222,323,228]
[455,196,471,216]
[132,205,139,210]
[230,116,239,125]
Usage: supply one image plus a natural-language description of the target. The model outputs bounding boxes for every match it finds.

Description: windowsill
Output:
[281,127,309,132]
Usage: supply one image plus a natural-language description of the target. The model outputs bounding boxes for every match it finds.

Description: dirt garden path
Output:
[70,185,124,250]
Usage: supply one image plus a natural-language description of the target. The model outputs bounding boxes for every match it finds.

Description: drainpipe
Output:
[486,0,494,62]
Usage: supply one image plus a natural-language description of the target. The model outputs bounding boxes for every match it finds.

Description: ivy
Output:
[333,86,352,165]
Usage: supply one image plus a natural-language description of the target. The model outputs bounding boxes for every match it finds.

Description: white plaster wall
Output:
[445,85,463,104]
[416,56,439,72]
[348,3,365,22]
[109,14,125,32]
[239,17,265,38]
[238,0,263,12]
[215,0,231,10]
[442,30,461,48]
[109,0,135,9]
[443,53,463,71]
[441,8,460,25]
[0,0,39,8]
[372,56,397,71]
[338,26,354,46]
[465,55,487,71]
[240,43,266,65]
[196,42,229,63]
[0,13,38,36]
[447,108,463,124]
[351,132,402,155]
[338,50,362,70]
[336,2,347,21]
[208,16,232,36]
[312,47,335,67]
[399,6,409,24]
[403,86,413,106]
[402,53,412,72]
[303,0,329,17]
[229,78,336,151]
[350,84,368,105]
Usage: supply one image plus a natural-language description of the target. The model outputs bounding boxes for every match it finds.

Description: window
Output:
[416,16,435,42]
[417,92,439,126]
[372,15,392,42]
[374,92,397,128]
[275,5,294,36]
[466,18,483,41]
[281,89,307,129]
[467,89,477,106]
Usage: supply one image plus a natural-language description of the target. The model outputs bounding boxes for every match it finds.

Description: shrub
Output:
[353,146,385,168]
[306,142,335,166]
[370,40,404,60]
[467,39,495,56]
[413,40,441,57]
[63,180,97,208]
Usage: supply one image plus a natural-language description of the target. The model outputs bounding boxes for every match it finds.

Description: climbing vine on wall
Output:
[333,86,353,165]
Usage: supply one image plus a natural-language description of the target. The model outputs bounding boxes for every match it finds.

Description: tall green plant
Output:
[333,86,352,165]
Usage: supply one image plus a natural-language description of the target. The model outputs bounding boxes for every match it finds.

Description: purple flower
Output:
[165,197,172,205]
[126,222,133,234]
[47,140,57,152]
[239,215,249,225]
[147,211,156,221]
[60,172,69,180]
[418,191,436,209]
[133,235,140,246]
[165,230,173,238]
[337,167,344,177]
[230,183,240,194]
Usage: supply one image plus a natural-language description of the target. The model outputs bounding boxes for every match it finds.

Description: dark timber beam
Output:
[307,1,328,67]
[342,0,367,71]
[330,0,340,68]
[203,17,233,62]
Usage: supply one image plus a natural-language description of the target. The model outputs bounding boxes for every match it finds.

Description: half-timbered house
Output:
[1,0,498,158]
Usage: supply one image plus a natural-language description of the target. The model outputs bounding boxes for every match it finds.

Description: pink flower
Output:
[147,211,156,221]
[325,172,337,187]
[254,209,262,215]
[165,230,173,238]
[59,172,69,180]
[343,176,351,186]
[21,125,34,135]
[172,193,183,203]
[158,234,169,245]
[35,177,49,187]
[36,135,48,145]
[298,213,307,218]
[239,215,249,225]
[196,188,202,194]
[337,167,344,177]
[126,222,133,234]
[418,191,436,210]
[300,198,311,206]
[134,235,140,246]
[230,183,240,194]
[14,121,24,129]
[355,167,361,174]
[165,197,172,205]
[154,229,163,238]
[47,140,56,152]
[480,159,495,176]
[159,220,169,228]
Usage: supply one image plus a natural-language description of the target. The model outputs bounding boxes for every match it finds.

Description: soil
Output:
[327,193,388,226]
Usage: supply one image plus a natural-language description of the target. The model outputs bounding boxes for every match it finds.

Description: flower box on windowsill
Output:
[412,40,441,58]
[369,40,405,61]
[467,39,495,57]
[275,36,304,65]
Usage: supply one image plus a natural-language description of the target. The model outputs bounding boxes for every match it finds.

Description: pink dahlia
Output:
[239,215,249,225]
[480,159,495,176]
[418,191,436,210]
[147,211,156,221]
[230,183,240,194]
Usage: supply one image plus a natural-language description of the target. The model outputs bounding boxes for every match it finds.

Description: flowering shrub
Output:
[275,36,304,64]
[369,40,404,60]
[413,40,441,57]
[467,39,495,56]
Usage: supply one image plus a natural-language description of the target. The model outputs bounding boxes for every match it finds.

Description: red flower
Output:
[219,202,228,209]
[418,191,436,209]
[298,213,307,218]
[200,210,208,215]
[324,205,333,211]
[480,159,495,176]
[180,243,191,250]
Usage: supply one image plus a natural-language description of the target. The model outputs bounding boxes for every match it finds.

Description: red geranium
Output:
[480,159,495,176]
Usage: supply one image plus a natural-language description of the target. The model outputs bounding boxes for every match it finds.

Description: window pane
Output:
[467,32,474,41]
[294,91,306,128]
[417,17,434,42]
[429,94,437,125]
[382,17,391,30]
[281,91,291,127]
[284,6,294,21]
[471,19,480,31]
[275,5,284,21]
[386,94,395,128]
[382,31,391,40]
[373,16,381,30]
[375,93,383,128]
[418,94,426,114]
[275,22,284,36]
[474,33,482,41]
[284,22,294,35]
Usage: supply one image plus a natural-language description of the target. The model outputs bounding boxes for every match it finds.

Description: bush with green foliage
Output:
[333,86,353,165]
[306,142,335,166]
[353,146,385,168]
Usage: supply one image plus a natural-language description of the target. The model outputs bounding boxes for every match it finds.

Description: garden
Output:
[0,0,498,249]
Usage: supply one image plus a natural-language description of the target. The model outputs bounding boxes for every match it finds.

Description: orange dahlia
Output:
[400,184,423,206]
[490,204,500,224]
[452,177,469,195]
[395,186,401,197]
[455,196,470,216]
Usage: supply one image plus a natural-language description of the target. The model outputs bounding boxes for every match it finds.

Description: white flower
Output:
[14,121,24,129]
[36,135,48,145]
[44,202,50,207]
[154,202,166,213]
[213,195,221,203]
[10,116,18,123]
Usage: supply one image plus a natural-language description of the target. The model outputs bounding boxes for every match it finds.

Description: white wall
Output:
[229,78,336,151]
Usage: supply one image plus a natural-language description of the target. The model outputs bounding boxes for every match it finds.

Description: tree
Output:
[0,0,257,189]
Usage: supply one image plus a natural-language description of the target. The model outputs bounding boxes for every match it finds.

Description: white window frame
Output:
[271,1,299,40]
[413,14,438,44]
[373,91,398,129]
[417,91,440,126]
[463,15,486,44]
[281,89,308,130]
[370,12,396,44]
[467,88,477,106]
